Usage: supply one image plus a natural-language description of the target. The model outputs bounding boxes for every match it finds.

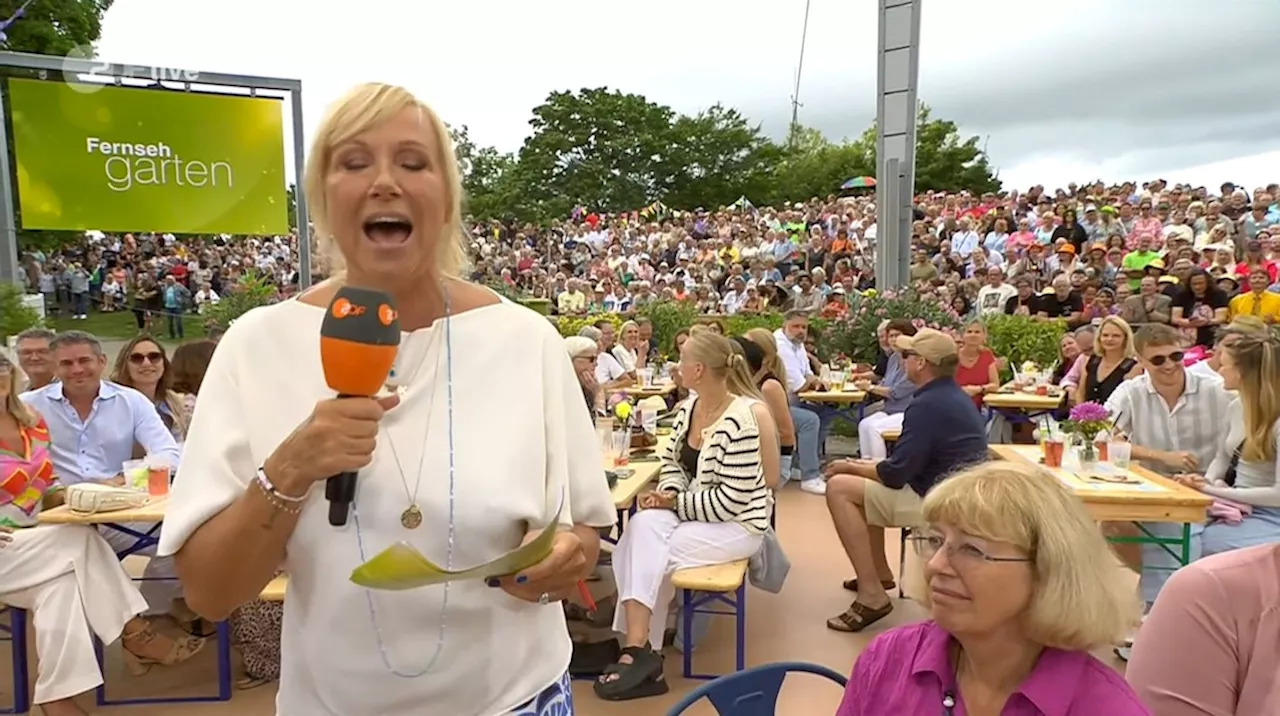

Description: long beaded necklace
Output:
[351,290,456,678]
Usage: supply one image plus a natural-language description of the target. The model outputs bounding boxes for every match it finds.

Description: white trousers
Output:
[858,412,905,459]
[611,509,762,648]
[0,525,147,703]
[100,521,180,615]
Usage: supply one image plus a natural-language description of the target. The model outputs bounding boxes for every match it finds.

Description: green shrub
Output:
[202,273,278,331]
[840,289,964,362]
[0,283,42,341]
[982,314,1066,378]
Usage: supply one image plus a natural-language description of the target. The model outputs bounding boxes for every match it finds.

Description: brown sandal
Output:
[841,577,896,592]
[826,600,894,633]
[122,622,207,676]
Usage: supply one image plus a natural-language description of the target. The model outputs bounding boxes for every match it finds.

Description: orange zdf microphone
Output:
[319,286,401,527]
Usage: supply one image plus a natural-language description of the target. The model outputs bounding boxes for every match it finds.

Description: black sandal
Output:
[826,600,894,633]
[592,645,669,701]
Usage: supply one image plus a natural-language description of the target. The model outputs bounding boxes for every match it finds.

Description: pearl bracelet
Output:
[256,466,308,503]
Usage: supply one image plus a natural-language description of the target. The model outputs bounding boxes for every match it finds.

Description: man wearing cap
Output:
[821,329,989,633]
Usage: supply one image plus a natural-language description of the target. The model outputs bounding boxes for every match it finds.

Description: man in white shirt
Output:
[975,266,1016,315]
[773,311,830,495]
[577,325,630,390]
[1105,323,1232,656]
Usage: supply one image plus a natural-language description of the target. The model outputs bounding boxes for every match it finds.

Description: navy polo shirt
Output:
[875,377,989,497]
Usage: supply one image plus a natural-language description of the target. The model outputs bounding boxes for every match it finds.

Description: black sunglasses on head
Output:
[1146,351,1185,366]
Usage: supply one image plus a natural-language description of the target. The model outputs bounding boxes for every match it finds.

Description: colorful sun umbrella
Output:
[841,176,877,190]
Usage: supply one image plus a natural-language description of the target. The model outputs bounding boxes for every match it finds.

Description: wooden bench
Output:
[670,559,749,680]
[260,576,288,602]
[883,429,901,458]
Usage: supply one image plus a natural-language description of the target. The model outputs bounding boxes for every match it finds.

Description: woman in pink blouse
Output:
[1126,544,1279,715]
[835,461,1149,715]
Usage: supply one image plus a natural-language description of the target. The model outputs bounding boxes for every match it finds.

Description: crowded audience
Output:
[4,173,1279,715]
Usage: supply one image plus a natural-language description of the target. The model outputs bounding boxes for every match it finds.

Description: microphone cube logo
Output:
[61,45,200,95]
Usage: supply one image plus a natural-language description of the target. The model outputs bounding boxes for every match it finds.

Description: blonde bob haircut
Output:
[914,461,1141,651]
[1092,316,1136,358]
[303,83,467,279]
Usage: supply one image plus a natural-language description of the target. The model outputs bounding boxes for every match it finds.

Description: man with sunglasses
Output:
[1104,323,1232,659]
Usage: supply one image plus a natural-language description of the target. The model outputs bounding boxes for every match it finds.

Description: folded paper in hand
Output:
[350,490,565,591]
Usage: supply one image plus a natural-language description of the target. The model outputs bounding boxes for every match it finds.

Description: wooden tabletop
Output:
[39,495,169,525]
[609,434,669,509]
[797,389,867,404]
[990,445,1211,524]
[984,391,1065,411]
[622,382,677,398]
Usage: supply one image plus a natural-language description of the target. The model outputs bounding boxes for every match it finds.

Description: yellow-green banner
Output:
[9,78,288,234]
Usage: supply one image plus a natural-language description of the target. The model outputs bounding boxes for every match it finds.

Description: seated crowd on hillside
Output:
[3,178,1278,716]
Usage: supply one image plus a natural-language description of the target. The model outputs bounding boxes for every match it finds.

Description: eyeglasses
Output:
[128,352,164,365]
[909,533,1032,568]
[1145,351,1185,367]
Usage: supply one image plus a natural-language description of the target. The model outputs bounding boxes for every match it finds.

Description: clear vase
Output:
[1075,441,1099,471]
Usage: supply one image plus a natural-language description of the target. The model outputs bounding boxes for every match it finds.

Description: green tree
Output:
[516,88,678,220]
[448,123,520,220]
[848,103,1001,195]
[4,0,116,253]
[661,104,779,211]
[1,0,113,56]
[770,125,871,206]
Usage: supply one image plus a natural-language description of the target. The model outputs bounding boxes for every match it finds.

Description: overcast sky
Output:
[89,0,1280,193]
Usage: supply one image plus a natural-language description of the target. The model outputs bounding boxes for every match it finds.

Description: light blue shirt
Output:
[881,353,916,415]
[21,380,181,485]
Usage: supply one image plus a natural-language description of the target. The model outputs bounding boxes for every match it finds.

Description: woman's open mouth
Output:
[363,214,414,246]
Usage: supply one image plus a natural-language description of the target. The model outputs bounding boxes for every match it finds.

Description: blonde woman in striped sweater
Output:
[595,332,779,702]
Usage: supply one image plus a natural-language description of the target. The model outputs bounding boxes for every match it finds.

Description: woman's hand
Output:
[1172,473,1206,490]
[579,369,599,396]
[490,530,588,603]
[263,395,401,496]
[638,490,675,510]
[0,525,11,548]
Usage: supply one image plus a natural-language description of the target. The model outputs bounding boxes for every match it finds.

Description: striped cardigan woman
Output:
[597,332,778,703]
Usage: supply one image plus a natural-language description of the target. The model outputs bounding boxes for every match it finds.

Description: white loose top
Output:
[157,296,616,716]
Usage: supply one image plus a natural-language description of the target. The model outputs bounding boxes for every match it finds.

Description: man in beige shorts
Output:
[820,328,990,633]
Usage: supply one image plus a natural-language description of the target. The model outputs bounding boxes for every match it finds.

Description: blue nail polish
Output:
[515,575,528,585]
[486,578,500,588]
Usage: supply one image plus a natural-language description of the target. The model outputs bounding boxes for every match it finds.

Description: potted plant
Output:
[1059,401,1113,470]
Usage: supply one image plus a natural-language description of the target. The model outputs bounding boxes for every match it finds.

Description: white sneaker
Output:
[800,478,827,495]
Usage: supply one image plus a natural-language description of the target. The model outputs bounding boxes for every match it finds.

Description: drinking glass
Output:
[144,458,171,497]
[612,429,630,467]
[1109,441,1132,470]
[122,459,148,492]
[1042,438,1065,468]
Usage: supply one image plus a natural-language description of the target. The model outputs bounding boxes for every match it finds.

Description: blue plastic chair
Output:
[664,661,848,715]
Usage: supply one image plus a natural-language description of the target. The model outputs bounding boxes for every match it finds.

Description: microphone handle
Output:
[325,393,363,527]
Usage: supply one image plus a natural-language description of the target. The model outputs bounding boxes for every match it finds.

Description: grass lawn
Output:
[45,310,209,344]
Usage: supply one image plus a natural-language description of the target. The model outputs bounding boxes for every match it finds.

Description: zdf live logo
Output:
[59,45,200,95]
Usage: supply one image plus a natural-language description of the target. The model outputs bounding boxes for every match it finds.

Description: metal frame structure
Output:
[0,51,310,288]
[874,0,922,289]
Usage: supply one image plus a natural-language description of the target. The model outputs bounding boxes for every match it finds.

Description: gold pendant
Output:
[401,504,423,529]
